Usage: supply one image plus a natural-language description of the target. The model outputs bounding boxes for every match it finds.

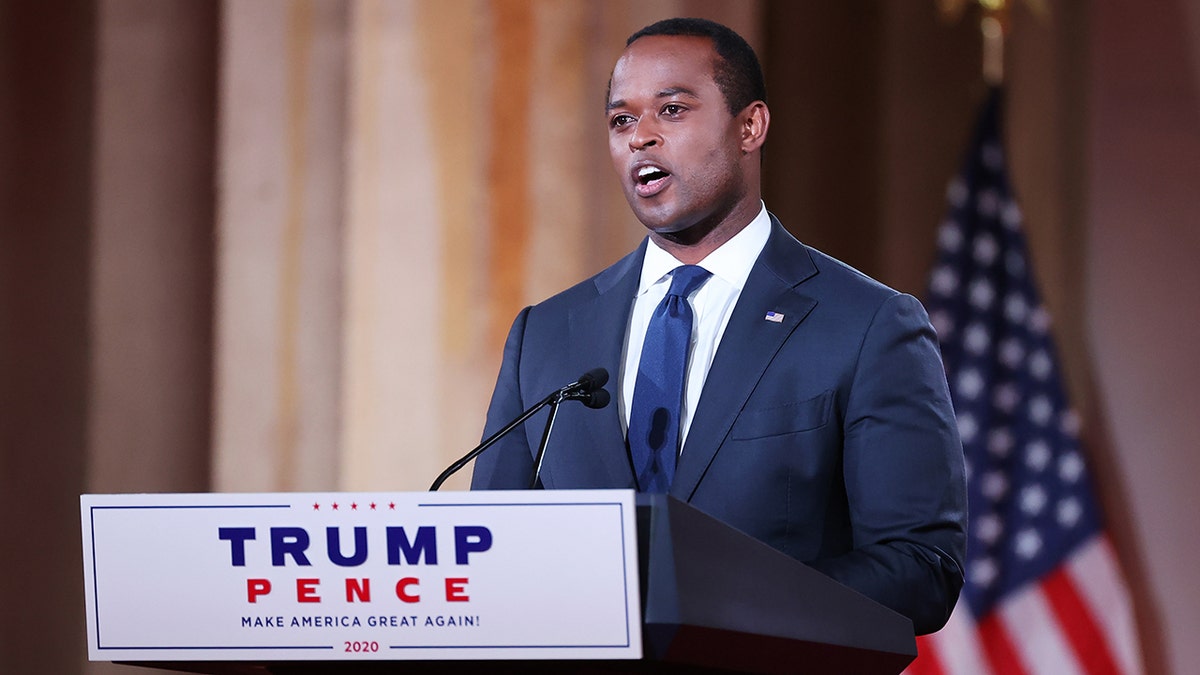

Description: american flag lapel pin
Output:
[764,311,784,323]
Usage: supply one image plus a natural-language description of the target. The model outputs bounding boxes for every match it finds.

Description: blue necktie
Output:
[629,265,712,493]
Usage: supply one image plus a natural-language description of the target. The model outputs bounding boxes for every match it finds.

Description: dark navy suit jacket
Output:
[471,216,967,634]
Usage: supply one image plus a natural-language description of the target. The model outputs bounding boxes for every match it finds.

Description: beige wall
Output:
[1,3,97,672]
[1,1,1197,673]
[1087,1,1200,673]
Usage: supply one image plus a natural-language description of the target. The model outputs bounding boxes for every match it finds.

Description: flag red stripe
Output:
[906,636,946,675]
[978,612,1029,675]
[1043,566,1123,675]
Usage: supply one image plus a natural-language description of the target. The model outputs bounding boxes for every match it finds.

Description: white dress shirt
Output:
[620,203,772,448]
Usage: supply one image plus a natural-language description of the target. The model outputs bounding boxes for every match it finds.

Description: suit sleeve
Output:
[805,293,967,635]
[470,307,537,489]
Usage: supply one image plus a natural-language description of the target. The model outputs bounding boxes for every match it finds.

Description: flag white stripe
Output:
[925,603,994,675]
[1000,582,1083,675]
[1068,535,1143,674]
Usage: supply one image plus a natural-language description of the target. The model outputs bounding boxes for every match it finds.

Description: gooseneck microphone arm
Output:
[428,368,610,491]
[528,394,566,490]
[428,390,557,492]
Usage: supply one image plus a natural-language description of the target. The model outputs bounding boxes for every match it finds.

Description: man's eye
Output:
[662,104,684,115]
[610,114,634,128]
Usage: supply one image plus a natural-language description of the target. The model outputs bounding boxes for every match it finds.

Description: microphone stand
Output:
[428,368,609,492]
[529,391,568,489]
[428,389,560,492]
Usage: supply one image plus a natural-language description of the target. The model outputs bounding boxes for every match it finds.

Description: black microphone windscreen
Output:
[582,388,611,409]
[579,367,609,391]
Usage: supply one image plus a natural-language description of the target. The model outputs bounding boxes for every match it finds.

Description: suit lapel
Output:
[671,217,819,500]
[549,242,645,488]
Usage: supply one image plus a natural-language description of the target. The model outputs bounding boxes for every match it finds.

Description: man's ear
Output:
[740,101,770,154]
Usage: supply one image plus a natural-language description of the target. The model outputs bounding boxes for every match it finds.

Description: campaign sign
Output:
[81,490,641,662]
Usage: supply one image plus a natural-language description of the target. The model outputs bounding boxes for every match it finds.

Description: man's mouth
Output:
[633,164,671,197]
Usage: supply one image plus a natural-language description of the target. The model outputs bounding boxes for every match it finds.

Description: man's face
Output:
[606,35,751,238]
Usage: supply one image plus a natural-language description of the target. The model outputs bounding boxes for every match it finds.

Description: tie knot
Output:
[666,265,711,299]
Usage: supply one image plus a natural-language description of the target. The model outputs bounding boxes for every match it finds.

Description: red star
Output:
[332,502,340,510]
[369,502,377,510]
[388,502,396,510]
[312,503,320,510]
[351,502,358,510]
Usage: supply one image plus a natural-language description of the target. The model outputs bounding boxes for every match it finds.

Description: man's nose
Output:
[629,118,661,151]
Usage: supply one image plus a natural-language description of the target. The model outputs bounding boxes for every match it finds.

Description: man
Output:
[470,17,966,635]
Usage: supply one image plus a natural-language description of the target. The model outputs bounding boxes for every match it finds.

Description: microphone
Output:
[561,367,609,407]
[567,367,608,394]
[573,387,611,410]
[429,368,610,491]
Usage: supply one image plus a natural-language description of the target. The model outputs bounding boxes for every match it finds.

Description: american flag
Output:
[907,89,1143,675]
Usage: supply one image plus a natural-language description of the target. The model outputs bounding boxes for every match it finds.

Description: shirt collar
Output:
[637,202,771,295]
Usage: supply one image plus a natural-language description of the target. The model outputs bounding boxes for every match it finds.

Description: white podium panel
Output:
[81,490,641,662]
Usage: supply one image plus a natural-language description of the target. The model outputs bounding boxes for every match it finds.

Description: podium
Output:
[636,494,915,674]
[82,491,916,674]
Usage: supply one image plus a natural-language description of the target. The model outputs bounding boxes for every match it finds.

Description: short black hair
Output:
[626,17,767,115]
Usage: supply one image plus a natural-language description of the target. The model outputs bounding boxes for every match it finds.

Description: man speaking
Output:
[470,17,967,636]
